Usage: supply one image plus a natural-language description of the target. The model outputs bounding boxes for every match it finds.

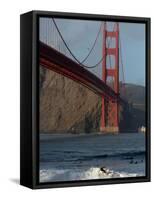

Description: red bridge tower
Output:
[100,22,119,133]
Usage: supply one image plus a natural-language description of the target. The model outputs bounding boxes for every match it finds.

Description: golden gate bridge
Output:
[39,18,126,133]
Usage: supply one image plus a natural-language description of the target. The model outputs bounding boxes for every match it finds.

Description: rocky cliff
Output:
[40,67,145,133]
[40,67,101,133]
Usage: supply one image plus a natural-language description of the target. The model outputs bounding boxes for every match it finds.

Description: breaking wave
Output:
[40,167,143,182]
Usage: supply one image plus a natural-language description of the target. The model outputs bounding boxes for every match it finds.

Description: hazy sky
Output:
[40,17,145,86]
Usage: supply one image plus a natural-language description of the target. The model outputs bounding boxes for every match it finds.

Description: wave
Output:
[76,150,145,162]
[40,150,145,163]
[40,167,143,183]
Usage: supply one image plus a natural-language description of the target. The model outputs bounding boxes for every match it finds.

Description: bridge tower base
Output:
[100,22,119,134]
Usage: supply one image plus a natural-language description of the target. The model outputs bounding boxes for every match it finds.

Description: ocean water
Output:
[39,133,146,182]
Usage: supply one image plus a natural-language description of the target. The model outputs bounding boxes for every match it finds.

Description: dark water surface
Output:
[39,133,146,182]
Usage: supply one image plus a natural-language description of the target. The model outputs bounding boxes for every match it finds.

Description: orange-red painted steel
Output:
[39,42,121,102]
[101,22,119,132]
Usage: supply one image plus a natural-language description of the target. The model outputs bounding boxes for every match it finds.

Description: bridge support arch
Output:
[100,22,119,133]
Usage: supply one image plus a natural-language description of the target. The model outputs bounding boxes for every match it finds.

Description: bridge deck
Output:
[39,41,121,101]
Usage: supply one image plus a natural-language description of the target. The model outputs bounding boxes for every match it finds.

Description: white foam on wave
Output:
[40,167,141,182]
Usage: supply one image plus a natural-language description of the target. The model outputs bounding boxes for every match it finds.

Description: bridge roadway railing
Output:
[40,41,124,103]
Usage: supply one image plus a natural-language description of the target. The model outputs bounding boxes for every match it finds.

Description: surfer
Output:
[100,166,111,175]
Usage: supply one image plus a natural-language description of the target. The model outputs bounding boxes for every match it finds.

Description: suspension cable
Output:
[119,32,126,93]
[52,18,84,65]
[80,23,103,64]
[82,23,116,68]
[52,18,103,68]
[52,18,116,69]
[84,23,116,68]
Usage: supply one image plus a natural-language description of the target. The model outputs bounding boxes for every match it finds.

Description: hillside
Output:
[120,83,145,111]
[119,83,145,132]
[40,67,145,133]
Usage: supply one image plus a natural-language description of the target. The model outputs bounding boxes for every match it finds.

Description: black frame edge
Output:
[33,10,150,22]
[20,10,151,189]
[145,18,151,181]
[20,11,33,189]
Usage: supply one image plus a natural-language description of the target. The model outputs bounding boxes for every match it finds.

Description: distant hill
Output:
[120,83,145,110]
[40,67,145,133]
[119,83,145,132]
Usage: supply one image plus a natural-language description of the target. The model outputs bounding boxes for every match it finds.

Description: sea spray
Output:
[40,167,142,182]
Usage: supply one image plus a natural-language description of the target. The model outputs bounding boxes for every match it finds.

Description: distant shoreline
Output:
[39,132,141,141]
[40,131,140,135]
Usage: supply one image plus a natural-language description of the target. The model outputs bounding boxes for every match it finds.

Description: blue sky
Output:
[40,18,145,86]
